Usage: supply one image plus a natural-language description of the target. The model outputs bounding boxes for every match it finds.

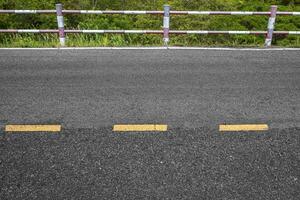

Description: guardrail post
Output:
[163,5,170,46]
[56,3,65,47]
[265,5,277,47]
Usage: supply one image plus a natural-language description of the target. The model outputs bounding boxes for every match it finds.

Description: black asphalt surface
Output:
[0,49,300,199]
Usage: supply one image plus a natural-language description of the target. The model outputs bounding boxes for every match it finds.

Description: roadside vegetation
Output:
[0,0,299,47]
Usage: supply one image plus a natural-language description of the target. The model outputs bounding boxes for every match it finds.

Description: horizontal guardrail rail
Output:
[0,4,299,47]
[1,10,300,15]
[171,11,300,15]
[1,30,299,35]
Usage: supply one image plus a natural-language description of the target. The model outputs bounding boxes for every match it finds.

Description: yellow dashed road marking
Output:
[5,125,61,132]
[219,124,269,132]
[113,124,168,132]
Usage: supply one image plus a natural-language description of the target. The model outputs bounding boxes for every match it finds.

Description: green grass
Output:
[1,0,299,47]
[0,33,300,48]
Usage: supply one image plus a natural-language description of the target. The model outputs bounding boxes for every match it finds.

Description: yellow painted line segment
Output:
[219,124,269,132]
[113,124,168,132]
[5,125,61,132]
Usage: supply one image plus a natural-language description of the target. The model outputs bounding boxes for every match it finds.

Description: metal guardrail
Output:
[0,4,299,47]
[1,10,300,15]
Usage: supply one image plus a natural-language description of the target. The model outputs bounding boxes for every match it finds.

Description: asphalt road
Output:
[0,49,300,199]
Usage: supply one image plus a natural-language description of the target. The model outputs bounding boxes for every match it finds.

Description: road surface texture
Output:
[0,49,299,199]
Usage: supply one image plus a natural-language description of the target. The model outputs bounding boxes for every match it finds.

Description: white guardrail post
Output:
[56,3,65,47]
[163,5,170,46]
[265,5,277,47]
